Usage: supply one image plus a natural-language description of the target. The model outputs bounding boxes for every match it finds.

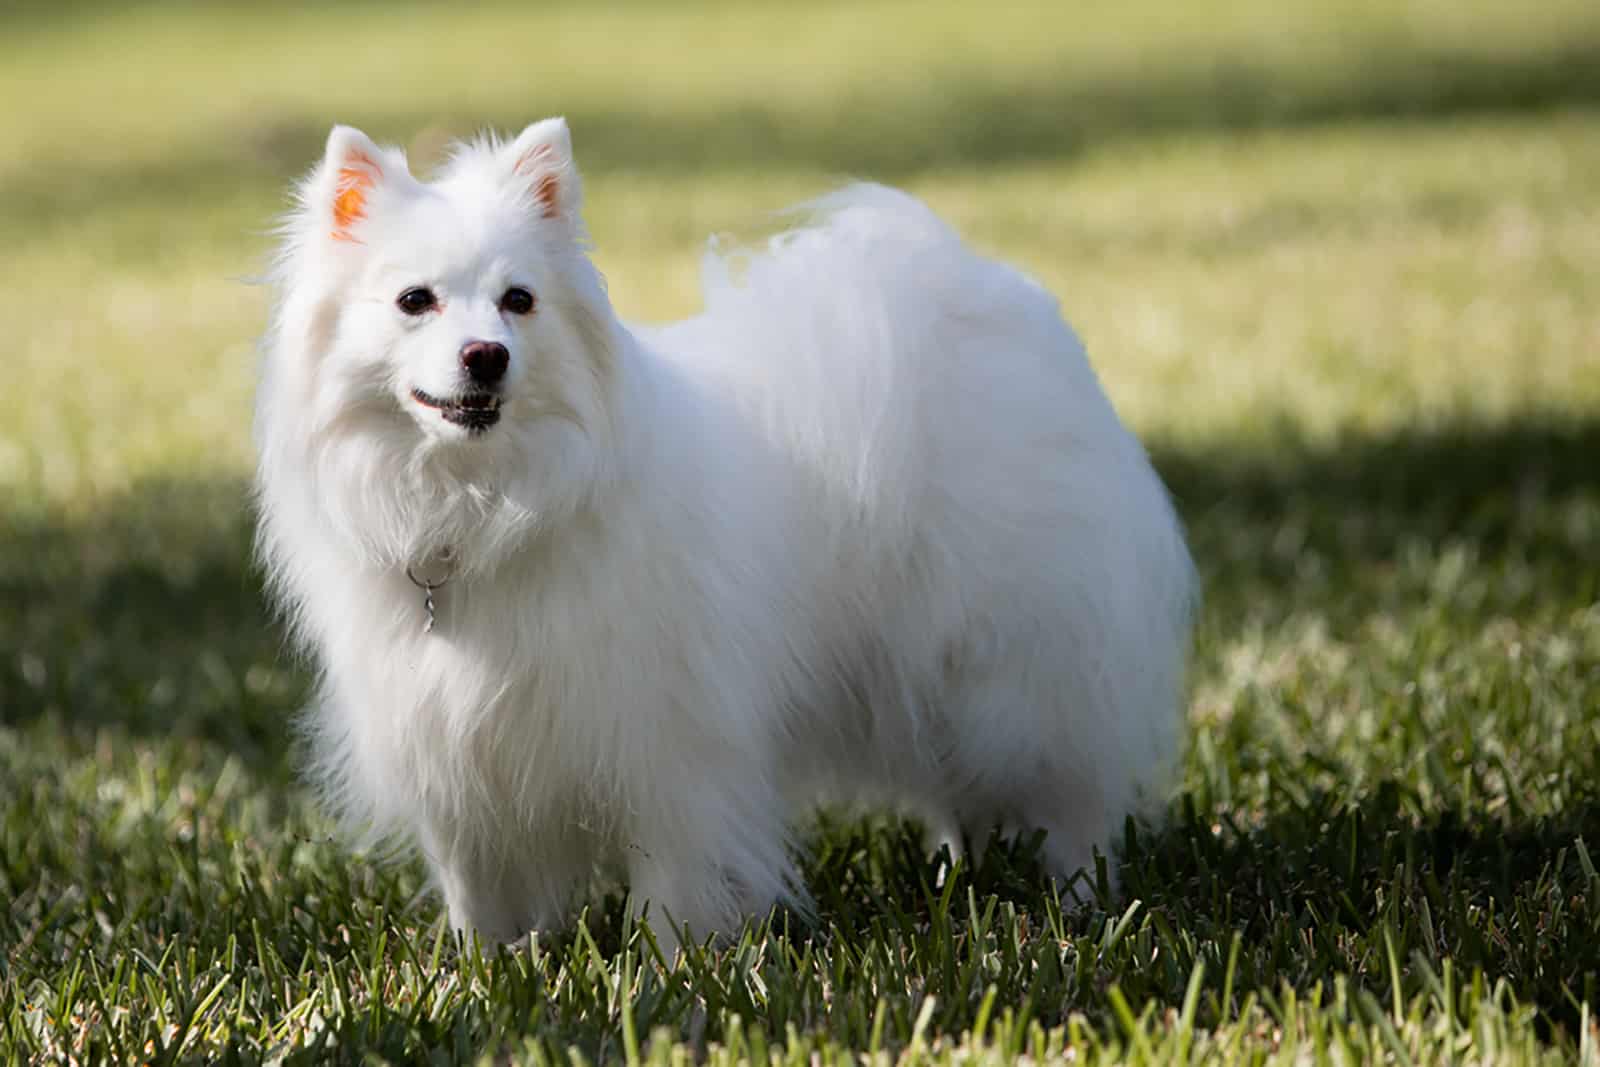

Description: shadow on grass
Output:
[0,481,299,773]
[1167,417,1600,629]
[7,31,1600,240]
[363,35,1600,177]
[2,415,1595,769]
[778,790,1600,1044]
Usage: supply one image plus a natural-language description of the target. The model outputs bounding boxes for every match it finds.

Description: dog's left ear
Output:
[505,118,583,224]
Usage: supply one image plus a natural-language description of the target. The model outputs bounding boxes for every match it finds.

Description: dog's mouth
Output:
[411,388,502,432]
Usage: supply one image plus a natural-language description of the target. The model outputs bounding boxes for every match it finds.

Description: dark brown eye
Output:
[500,287,536,315]
[396,287,437,315]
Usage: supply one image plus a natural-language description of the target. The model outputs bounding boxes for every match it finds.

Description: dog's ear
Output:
[505,118,582,224]
[318,125,401,243]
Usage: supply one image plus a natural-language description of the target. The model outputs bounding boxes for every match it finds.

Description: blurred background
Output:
[2,0,1597,898]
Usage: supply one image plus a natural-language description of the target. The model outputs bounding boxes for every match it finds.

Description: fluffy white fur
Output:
[254,118,1196,948]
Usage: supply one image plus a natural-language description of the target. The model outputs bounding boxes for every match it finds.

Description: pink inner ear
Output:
[514,144,561,219]
[332,152,378,242]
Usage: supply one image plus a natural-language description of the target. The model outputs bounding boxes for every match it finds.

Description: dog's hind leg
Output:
[936,670,1119,893]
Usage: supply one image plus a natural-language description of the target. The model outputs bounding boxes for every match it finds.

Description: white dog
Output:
[254,118,1195,948]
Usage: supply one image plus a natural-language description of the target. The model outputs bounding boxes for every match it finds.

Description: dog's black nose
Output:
[460,340,509,385]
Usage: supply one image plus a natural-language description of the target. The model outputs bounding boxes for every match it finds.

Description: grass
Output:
[2,1,1599,1062]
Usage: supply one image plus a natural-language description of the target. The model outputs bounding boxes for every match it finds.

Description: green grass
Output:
[3,1,1599,1063]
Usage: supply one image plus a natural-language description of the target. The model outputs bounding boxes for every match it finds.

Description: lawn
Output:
[3,1,1600,1063]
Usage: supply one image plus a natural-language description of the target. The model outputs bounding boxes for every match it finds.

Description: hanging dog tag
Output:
[404,548,455,633]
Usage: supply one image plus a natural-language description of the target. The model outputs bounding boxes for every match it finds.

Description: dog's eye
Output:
[500,287,536,316]
[396,287,437,316]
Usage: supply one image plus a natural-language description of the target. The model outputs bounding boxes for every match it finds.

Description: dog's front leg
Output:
[623,787,797,958]
[422,826,579,949]
[425,842,533,947]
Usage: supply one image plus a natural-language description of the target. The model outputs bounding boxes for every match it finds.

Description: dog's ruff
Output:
[255,118,1197,949]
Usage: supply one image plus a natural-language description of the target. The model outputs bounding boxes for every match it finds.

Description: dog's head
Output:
[280,119,613,440]
[260,120,620,567]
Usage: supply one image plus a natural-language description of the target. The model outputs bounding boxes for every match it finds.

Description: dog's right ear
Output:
[311,125,402,244]
[504,118,583,226]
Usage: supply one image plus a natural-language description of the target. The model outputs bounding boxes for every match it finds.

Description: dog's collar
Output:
[404,547,456,633]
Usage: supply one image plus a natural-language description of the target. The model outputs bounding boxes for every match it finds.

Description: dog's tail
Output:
[697,181,1078,367]
[686,179,1113,472]
[700,182,987,305]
